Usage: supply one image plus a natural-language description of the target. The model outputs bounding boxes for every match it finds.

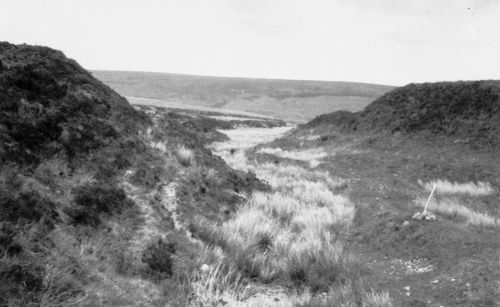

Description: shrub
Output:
[129,161,168,188]
[141,239,176,277]
[66,184,131,226]
[0,261,45,306]
[0,189,57,224]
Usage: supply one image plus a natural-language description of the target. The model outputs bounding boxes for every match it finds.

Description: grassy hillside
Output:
[92,70,394,122]
[261,80,500,305]
[0,42,269,305]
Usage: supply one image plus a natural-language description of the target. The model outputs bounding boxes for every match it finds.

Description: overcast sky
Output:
[1,0,499,85]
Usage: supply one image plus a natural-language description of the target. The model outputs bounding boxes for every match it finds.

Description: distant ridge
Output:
[92,70,394,122]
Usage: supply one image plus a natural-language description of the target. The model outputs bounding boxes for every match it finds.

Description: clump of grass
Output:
[419,179,495,196]
[176,145,194,167]
[188,263,247,306]
[39,252,85,307]
[415,197,498,227]
[150,140,168,153]
[294,287,393,307]
[213,188,355,289]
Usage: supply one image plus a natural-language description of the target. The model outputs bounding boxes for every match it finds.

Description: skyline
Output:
[1,0,500,86]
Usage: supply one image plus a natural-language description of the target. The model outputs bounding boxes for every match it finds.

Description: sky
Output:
[1,0,499,86]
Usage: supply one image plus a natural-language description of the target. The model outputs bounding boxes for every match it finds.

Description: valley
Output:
[92,70,394,122]
[1,42,499,306]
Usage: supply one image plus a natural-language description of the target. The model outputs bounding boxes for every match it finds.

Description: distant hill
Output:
[305,80,500,149]
[92,70,394,122]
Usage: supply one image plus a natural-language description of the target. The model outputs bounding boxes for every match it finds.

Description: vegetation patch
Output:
[65,184,132,227]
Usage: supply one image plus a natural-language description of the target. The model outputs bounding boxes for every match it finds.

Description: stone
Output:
[412,211,437,221]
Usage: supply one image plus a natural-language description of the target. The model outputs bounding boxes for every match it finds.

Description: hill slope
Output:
[306,80,500,148]
[0,43,150,164]
[265,80,500,305]
[0,42,266,305]
[92,70,394,122]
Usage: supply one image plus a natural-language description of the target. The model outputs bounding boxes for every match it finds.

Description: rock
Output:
[412,212,423,220]
[200,264,210,272]
[402,220,410,227]
[412,211,437,221]
[424,212,437,221]
[404,286,411,296]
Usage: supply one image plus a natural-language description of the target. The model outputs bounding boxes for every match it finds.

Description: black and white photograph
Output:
[0,0,499,306]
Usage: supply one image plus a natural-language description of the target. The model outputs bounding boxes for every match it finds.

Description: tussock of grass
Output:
[188,263,247,306]
[419,179,495,196]
[210,163,355,289]
[415,197,498,227]
[176,145,194,167]
[150,140,168,153]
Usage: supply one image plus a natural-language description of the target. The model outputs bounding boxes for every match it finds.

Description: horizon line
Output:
[89,68,401,87]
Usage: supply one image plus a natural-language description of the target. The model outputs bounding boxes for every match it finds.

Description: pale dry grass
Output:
[213,126,293,151]
[419,179,495,196]
[150,140,168,153]
[188,263,247,306]
[255,162,348,191]
[298,289,393,307]
[233,287,393,307]
[206,125,368,300]
[362,291,394,307]
[214,162,355,285]
[217,149,250,172]
[257,147,327,167]
[209,126,292,171]
[177,145,194,166]
[415,197,498,227]
[210,127,355,285]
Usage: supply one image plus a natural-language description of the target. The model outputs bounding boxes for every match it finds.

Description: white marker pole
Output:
[423,184,436,214]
